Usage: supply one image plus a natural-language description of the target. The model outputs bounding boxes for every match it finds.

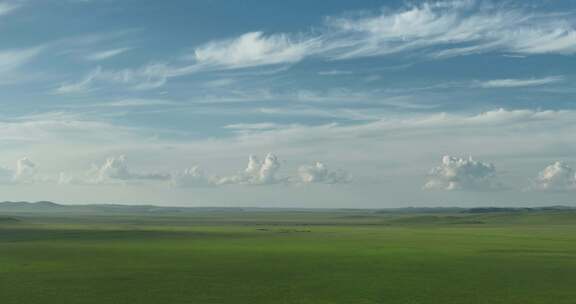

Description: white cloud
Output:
[193,31,319,69]
[52,1,576,91]
[58,155,171,185]
[318,70,353,76]
[506,26,576,55]
[227,109,576,150]
[326,1,576,59]
[0,47,43,84]
[298,162,350,184]
[424,155,503,191]
[94,155,132,181]
[217,153,283,185]
[2,108,576,194]
[0,111,148,145]
[0,2,19,17]
[58,153,353,188]
[55,63,183,93]
[225,123,284,131]
[532,162,576,192]
[476,76,564,88]
[171,166,214,188]
[0,48,40,72]
[64,31,318,92]
[0,157,57,185]
[13,157,38,183]
[54,67,101,94]
[92,98,176,107]
[86,155,170,184]
[84,47,131,61]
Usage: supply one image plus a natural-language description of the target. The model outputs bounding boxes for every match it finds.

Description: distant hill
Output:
[0,216,20,223]
[0,201,64,210]
[463,206,576,213]
[0,201,245,214]
[0,201,574,215]
[374,207,466,214]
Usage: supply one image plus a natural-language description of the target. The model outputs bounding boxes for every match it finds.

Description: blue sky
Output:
[1,0,576,207]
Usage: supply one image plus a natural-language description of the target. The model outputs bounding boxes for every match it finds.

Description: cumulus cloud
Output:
[93,155,132,181]
[13,157,38,183]
[0,157,45,184]
[170,166,214,188]
[171,155,352,187]
[424,155,503,191]
[31,150,354,188]
[298,162,350,184]
[532,162,576,192]
[217,153,283,185]
[81,155,169,184]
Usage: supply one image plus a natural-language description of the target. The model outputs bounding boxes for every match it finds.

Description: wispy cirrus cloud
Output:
[0,47,41,73]
[317,70,354,76]
[327,1,576,59]
[54,31,316,92]
[53,67,101,94]
[222,108,576,156]
[0,111,147,144]
[84,47,132,61]
[0,2,19,17]
[58,0,576,92]
[0,47,44,85]
[475,76,565,88]
[193,31,320,69]
[53,61,202,92]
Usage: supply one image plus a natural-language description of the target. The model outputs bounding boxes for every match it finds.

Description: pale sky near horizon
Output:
[1,0,576,207]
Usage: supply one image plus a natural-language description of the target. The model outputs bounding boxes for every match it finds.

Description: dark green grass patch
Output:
[1,213,576,303]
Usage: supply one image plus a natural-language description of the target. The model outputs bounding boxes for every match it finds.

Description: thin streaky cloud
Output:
[61,1,576,91]
[0,47,43,73]
[192,31,322,69]
[475,76,565,88]
[53,67,102,94]
[0,2,19,17]
[84,47,132,61]
[318,70,354,76]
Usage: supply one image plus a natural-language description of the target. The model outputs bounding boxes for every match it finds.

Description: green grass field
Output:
[1,210,576,303]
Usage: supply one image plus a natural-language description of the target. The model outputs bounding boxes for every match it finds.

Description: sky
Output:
[1,0,576,207]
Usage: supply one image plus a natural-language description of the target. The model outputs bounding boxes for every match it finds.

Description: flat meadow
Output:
[1,209,576,304]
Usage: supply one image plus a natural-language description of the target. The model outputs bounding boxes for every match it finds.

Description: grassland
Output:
[1,208,576,304]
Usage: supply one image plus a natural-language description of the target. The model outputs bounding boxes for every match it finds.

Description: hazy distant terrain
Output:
[1,202,576,303]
